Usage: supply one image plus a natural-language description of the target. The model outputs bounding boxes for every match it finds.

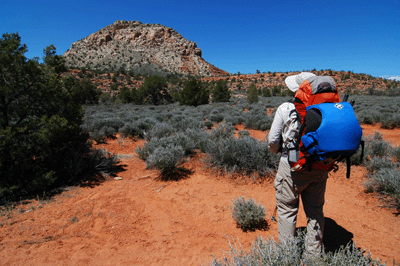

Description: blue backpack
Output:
[289,96,364,178]
[302,102,362,161]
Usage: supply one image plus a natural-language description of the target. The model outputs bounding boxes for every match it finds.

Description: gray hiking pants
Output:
[274,156,329,254]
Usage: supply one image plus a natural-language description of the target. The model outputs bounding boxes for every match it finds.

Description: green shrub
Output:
[88,148,121,177]
[365,156,396,174]
[169,132,197,155]
[365,132,392,158]
[373,168,400,203]
[205,135,278,177]
[224,111,245,125]
[381,113,400,129]
[0,33,114,201]
[170,115,203,131]
[362,132,396,174]
[182,128,210,152]
[135,117,158,139]
[209,123,235,141]
[366,168,400,207]
[136,137,169,161]
[145,144,186,179]
[89,118,125,133]
[391,146,400,162]
[148,122,176,140]
[243,111,272,130]
[272,84,283,96]
[362,132,400,209]
[119,122,140,138]
[352,96,400,128]
[231,197,266,230]
[203,120,214,129]
[238,130,250,137]
[209,113,225,123]
[90,128,107,144]
[230,197,266,231]
[211,233,384,266]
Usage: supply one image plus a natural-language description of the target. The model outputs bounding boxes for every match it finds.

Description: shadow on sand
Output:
[323,217,354,253]
[296,217,354,253]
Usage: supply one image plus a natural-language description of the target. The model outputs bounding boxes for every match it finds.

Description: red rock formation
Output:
[63,20,228,77]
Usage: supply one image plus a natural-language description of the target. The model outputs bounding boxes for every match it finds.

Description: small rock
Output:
[114,177,123,180]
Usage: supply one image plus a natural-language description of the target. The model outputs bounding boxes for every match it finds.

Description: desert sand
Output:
[0,124,399,265]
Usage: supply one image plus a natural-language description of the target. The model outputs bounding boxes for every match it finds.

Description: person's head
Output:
[285,72,316,92]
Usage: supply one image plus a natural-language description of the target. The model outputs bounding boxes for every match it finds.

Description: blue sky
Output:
[2,0,400,78]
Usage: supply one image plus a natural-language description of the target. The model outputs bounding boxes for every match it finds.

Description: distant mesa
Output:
[63,20,228,76]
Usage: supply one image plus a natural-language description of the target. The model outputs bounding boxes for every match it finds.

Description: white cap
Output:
[285,72,316,92]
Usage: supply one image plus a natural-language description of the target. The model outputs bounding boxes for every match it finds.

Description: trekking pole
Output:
[343,94,349,102]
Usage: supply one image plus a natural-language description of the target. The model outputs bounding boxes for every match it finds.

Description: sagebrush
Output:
[231,197,266,231]
[211,233,385,266]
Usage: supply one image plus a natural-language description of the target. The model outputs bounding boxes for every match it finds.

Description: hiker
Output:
[267,72,328,254]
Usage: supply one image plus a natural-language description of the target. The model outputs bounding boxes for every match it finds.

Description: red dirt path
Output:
[0,125,399,265]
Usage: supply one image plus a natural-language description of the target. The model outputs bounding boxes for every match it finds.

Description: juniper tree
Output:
[179,76,210,106]
[247,82,259,103]
[138,75,171,105]
[0,33,108,200]
[212,80,231,102]
[119,86,139,104]
[62,76,102,105]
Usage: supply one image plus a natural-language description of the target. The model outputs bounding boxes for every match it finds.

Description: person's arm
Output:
[267,107,284,154]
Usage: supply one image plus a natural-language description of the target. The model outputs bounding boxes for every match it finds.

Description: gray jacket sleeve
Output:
[267,106,284,154]
[267,102,300,155]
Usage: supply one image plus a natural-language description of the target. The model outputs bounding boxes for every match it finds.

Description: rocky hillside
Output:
[63,20,228,77]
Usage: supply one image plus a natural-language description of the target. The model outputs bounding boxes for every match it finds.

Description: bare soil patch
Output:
[0,125,399,265]
[362,124,400,146]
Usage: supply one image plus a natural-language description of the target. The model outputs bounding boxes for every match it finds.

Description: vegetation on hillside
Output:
[61,67,400,110]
